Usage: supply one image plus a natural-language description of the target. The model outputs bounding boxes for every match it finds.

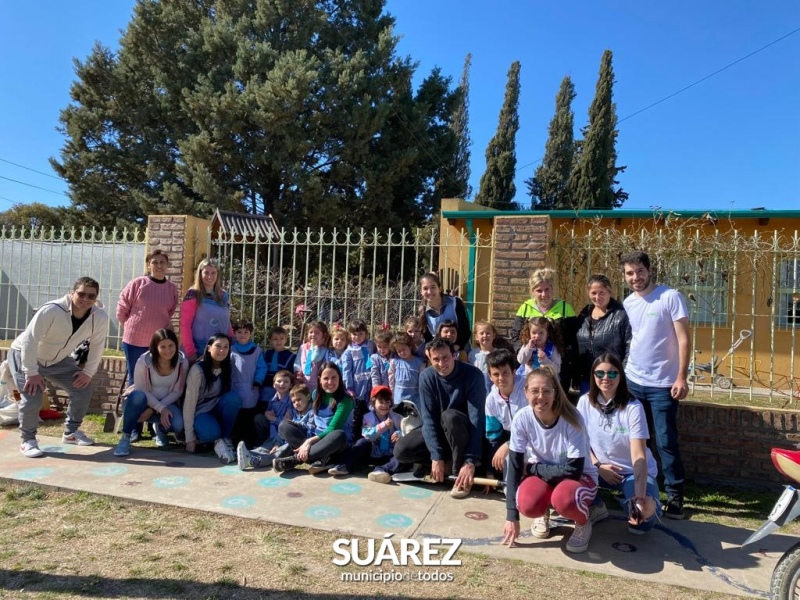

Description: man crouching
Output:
[9,277,108,457]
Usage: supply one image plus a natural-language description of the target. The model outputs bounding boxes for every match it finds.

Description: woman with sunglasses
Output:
[577,353,662,535]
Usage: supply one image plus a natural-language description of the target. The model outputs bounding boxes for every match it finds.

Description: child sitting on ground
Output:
[370,329,393,387]
[253,369,293,448]
[328,385,402,477]
[237,383,314,470]
[388,332,425,407]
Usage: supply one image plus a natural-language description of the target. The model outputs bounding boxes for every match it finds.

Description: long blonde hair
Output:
[192,258,225,304]
[526,366,582,430]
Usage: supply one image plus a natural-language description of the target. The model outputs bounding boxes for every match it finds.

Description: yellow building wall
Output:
[438,199,498,324]
[182,215,213,294]
[438,203,800,390]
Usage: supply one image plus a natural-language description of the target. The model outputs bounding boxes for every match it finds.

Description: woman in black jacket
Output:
[575,274,631,393]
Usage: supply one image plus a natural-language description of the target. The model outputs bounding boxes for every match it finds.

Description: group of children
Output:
[229,314,564,478]
[113,312,566,483]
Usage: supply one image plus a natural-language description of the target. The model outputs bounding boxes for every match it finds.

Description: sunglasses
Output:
[74,291,98,300]
[594,370,619,380]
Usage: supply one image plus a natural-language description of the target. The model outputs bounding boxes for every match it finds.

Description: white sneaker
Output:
[368,470,392,484]
[566,521,593,553]
[589,500,609,523]
[237,441,252,470]
[20,439,44,458]
[531,514,550,539]
[62,430,94,446]
[214,438,235,464]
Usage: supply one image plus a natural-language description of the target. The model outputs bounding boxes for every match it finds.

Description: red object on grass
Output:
[39,410,64,420]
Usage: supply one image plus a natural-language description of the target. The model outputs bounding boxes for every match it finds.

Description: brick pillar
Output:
[146,215,212,337]
[491,216,551,337]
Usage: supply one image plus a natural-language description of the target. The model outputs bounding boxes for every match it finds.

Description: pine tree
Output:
[526,76,576,210]
[476,60,520,210]
[450,53,473,200]
[568,50,627,209]
[50,0,458,230]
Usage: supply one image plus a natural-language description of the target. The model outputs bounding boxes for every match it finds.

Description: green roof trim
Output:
[443,209,800,220]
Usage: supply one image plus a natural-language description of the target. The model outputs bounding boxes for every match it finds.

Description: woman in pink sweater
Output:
[117,249,179,385]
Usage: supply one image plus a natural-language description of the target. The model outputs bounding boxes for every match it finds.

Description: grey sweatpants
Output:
[8,349,94,442]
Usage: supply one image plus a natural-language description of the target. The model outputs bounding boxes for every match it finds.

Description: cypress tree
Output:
[569,50,626,209]
[527,76,576,210]
[450,53,473,200]
[476,60,520,210]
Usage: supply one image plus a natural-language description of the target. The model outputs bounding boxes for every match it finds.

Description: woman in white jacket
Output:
[114,329,188,456]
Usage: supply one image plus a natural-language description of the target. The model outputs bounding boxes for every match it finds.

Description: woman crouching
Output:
[577,353,662,534]
[502,366,597,553]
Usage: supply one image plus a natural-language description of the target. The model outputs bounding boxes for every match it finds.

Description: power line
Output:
[0,175,68,197]
[0,157,64,181]
[514,25,800,175]
[618,25,800,124]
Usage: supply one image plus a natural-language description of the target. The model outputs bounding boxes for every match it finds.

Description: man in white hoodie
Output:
[9,277,109,457]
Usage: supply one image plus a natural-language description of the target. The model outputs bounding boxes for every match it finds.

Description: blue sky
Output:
[0,1,798,213]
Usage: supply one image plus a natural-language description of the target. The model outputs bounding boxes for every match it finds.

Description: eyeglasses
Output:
[526,388,555,397]
[74,291,98,300]
[594,370,619,380]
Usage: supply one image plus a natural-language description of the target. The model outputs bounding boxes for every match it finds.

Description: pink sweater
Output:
[116,276,179,347]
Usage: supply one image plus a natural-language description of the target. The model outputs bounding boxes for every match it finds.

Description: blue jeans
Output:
[122,343,148,386]
[599,474,662,533]
[627,381,685,498]
[122,390,183,435]
[193,391,242,443]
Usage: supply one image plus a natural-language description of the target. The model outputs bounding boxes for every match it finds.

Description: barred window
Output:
[672,260,728,326]
[777,259,800,328]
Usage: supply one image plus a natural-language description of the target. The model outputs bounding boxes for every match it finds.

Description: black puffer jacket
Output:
[575,298,631,384]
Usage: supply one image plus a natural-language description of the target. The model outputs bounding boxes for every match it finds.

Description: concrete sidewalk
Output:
[0,428,795,598]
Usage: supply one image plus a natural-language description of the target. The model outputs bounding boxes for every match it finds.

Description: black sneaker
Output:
[273,456,297,473]
[307,459,331,475]
[665,495,684,520]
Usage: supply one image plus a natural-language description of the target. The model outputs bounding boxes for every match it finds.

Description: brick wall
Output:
[491,216,550,337]
[147,215,190,337]
[677,402,798,487]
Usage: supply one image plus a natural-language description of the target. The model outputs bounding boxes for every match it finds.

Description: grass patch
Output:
[688,387,800,410]
[0,479,763,600]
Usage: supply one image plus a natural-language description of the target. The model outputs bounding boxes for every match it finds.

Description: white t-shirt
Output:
[576,394,658,478]
[624,285,688,386]
[509,405,598,483]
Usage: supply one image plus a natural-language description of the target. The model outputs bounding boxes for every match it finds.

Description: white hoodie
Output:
[10,294,108,378]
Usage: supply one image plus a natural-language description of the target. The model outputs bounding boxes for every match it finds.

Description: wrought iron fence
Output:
[0,226,147,350]
[212,224,494,348]
[553,218,800,403]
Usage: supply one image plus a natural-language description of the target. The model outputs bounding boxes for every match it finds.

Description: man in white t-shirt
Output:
[621,251,690,519]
